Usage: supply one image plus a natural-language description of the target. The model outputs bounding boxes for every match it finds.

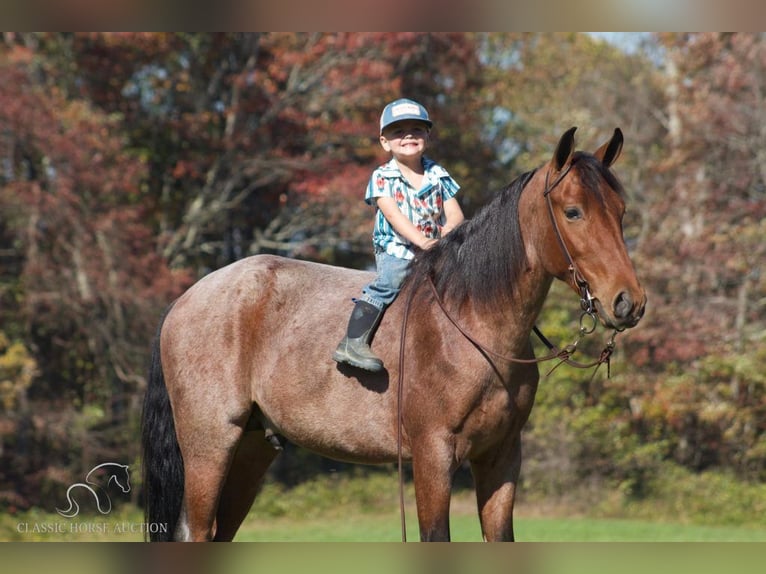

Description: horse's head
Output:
[87,462,132,494]
[110,463,132,494]
[536,127,646,331]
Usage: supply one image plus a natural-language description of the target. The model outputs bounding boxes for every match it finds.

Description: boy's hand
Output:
[421,238,438,250]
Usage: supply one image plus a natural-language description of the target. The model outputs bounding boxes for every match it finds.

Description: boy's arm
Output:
[375,196,437,250]
[440,197,465,235]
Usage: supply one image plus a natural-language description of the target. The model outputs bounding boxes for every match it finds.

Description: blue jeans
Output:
[358,252,411,311]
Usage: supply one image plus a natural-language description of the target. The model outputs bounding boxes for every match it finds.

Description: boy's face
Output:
[380,120,430,159]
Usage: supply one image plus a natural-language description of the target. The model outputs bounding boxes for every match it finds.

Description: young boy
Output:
[333,98,464,372]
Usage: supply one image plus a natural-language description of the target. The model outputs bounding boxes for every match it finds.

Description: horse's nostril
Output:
[614,291,633,319]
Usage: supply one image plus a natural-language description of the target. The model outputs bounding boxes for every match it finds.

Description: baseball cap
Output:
[379,98,432,134]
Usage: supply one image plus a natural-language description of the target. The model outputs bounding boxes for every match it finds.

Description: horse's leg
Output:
[469,433,522,542]
[174,421,246,542]
[213,431,280,541]
[411,437,455,541]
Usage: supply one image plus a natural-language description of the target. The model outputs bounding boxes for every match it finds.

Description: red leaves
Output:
[0,49,186,396]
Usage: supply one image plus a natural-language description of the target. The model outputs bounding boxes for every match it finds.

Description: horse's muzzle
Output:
[597,291,647,330]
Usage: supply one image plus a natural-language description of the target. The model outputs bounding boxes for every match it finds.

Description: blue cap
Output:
[379,98,432,134]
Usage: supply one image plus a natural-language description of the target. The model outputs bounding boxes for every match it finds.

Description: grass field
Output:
[4,501,765,542]
[234,505,766,542]
[4,472,765,542]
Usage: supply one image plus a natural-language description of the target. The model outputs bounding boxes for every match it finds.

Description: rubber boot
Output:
[333,300,385,372]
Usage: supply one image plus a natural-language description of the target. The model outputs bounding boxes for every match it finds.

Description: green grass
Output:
[4,504,764,542]
[234,506,766,542]
[3,471,765,542]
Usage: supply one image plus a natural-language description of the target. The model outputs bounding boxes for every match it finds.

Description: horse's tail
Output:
[141,303,183,542]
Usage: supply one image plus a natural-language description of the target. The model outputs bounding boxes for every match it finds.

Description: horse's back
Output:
[161,255,400,462]
[163,254,372,377]
[173,254,370,306]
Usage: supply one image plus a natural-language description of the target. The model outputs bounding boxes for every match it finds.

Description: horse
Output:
[141,127,646,542]
[57,462,131,518]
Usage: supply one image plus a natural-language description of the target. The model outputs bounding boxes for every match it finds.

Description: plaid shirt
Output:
[365,157,460,260]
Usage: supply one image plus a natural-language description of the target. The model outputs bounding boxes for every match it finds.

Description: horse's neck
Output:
[455,268,554,358]
[510,182,557,333]
[503,271,553,346]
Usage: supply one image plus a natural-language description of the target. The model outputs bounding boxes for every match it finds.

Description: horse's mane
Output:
[404,152,624,312]
[404,168,534,313]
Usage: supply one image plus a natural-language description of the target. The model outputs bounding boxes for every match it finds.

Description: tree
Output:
[51,33,493,274]
[476,33,667,259]
[1,48,185,397]
[625,33,766,478]
[0,39,189,505]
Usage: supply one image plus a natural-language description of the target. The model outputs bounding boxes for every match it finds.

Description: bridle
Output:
[425,161,619,378]
[543,164,596,315]
[395,161,620,541]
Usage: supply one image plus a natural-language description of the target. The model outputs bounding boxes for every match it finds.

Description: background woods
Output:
[0,32,764,514]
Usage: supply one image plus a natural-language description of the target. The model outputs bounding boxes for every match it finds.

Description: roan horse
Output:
[142,127,646,542]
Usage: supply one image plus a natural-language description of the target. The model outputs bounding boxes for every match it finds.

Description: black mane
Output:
[572,151,625,204]
[405,169,535,311]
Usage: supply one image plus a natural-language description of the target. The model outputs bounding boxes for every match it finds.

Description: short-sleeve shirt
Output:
[365,157,460,260]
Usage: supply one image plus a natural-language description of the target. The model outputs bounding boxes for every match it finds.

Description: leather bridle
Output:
[542,164,596,315]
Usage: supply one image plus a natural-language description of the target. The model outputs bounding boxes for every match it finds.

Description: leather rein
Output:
[395,163,618,541]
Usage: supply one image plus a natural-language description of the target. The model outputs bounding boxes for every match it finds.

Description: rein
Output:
[396,284,415,542]
[394,162,619,542]
[427,276,617,377]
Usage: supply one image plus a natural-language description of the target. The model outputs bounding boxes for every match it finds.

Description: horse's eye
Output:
[564,207,582,221]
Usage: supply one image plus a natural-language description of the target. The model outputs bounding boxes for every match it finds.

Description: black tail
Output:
[141,304,183,542]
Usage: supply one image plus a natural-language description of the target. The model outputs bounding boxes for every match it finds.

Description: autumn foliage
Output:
[0,33,764,511]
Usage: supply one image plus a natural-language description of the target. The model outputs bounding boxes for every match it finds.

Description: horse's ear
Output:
[594,128,623,168]
[553,127,577,171]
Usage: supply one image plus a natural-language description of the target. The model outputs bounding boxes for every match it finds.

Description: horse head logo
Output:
[56,462,131,518]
